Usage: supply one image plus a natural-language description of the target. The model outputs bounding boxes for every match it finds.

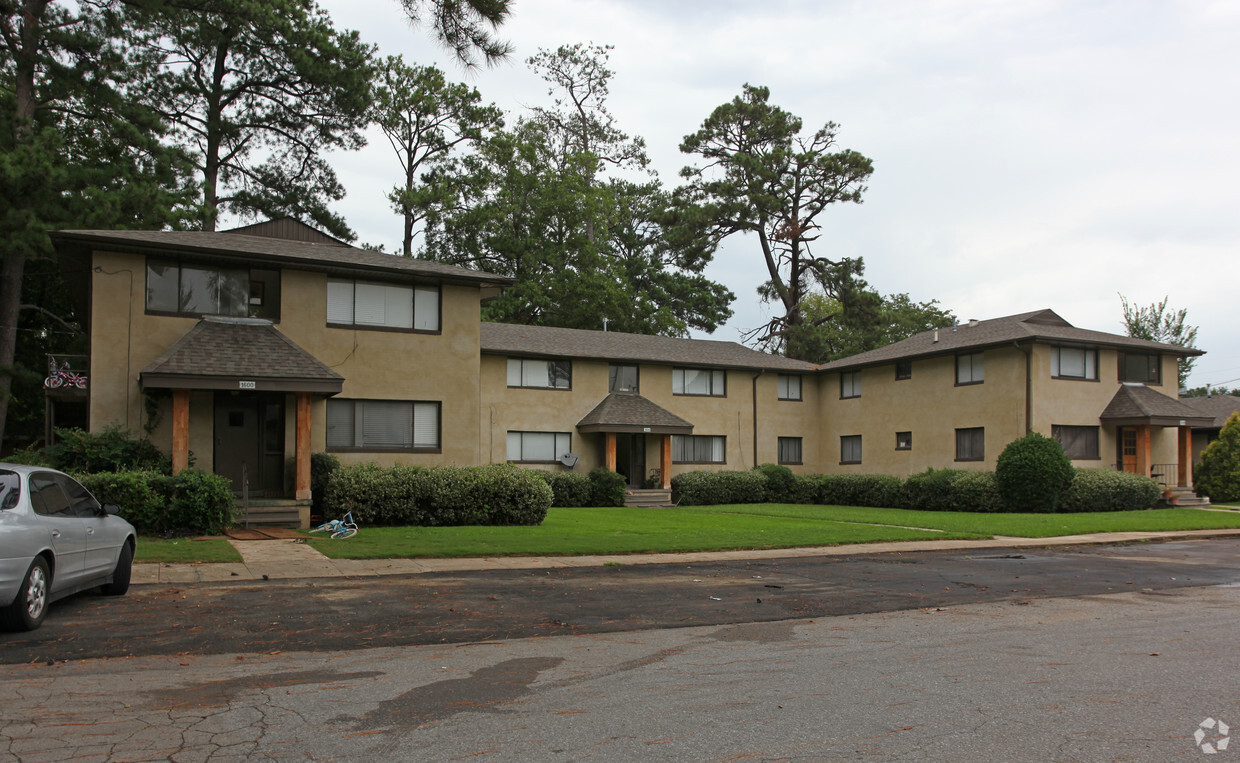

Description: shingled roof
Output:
[1099,384,1213,427]
[480,323,818,372]
[141,317,343,394]
[817,309,1203,373]
[577,393,694,434]
[51,229,513,288]
[1179,395,1240,430]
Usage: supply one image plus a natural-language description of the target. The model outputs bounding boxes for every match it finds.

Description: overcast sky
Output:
[312,0,1240,389]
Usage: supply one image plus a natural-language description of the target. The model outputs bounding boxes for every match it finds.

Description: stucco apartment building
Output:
[49,223,1207,508]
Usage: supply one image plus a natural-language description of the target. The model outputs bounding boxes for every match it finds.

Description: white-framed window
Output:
[956,427,985,461]
[840,371,861,399]
[326,399,440,451]
[840,435,862,464]
[507,431,571,462]
[777,374,802,401]
[507,358,572,389]
[609,364,639,393]
[673,367,726,397]
[956,352,985,385]
[896,431,913,450]
[1052,345,1097,380]
[1053,425,1100,460]
[672,435,725,464]
[777,437,802,465]
[327,278,439,331]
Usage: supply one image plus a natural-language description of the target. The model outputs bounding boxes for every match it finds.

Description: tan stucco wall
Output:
[88,250,483,474]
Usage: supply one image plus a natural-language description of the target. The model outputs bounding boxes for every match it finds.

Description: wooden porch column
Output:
[295,392,311,501]
[605,432,617,473]
[1178,426,1192,488]
[171,389,189,475]
[660,434,672,489]
[1135,425,1152,479]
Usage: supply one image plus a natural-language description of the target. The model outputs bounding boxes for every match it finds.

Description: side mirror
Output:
[102,502,122,516]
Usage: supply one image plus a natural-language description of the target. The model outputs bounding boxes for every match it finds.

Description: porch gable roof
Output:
[1099,383,1213,428]
[577,393,694,435]
[140,316,344,394]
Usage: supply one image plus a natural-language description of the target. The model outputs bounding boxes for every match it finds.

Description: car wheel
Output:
[1,557,51,632]
[101,542,133,596]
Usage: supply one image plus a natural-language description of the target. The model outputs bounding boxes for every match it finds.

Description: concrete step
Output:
[237,500,311,529]
[1162,488,1210,508]
[625,489,674,508]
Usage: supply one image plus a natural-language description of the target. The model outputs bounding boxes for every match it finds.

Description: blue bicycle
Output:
[311,511,358,539]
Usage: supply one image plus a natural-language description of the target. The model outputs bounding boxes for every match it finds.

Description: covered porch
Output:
[1101,383,1213,490]
[577,393,693,491]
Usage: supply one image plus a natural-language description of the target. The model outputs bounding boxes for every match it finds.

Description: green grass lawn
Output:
[300,506,984,560]
[135,536,242,564]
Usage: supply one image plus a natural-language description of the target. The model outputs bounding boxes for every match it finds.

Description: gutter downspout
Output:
[1014,341,1033,434]
[752,370,764,468]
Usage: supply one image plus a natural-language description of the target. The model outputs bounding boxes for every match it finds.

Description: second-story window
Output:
[956,352,985,385]
[508,358,572,389]
[327,279,439,332]
[674,367,725,397]
[1118,352,1161,385]
[777,374,802,400]
[840,371,861,399]
[146,260,280,320]
[609,364,639,392]
[1052,345,1097,380]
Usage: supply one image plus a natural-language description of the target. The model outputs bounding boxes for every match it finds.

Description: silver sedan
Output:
[0,464,137,631]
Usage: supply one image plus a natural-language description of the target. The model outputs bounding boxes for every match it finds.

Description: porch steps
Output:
[237,499,311,529]
[1162,487,1211,508]
[625,489,674,508]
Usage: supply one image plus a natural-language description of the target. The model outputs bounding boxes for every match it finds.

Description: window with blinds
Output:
[506,431,571,462]
[326,400,440,451]
[327,279,439,331]
[506,358,572,389]
[673,368,725,397]
[1051,345,1097,380]
[956,352,985,385]
[672,435,725,464]
[777,374,802,400]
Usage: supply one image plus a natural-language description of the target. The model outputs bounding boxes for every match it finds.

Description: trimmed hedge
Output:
[900,469,969,511]
[310,452,341,519]
[819,473,903,508]
[995,432,1075,512]
[947,471,1005,512]
[535,471,594,508]
[588,468,628,507]
[671,470,768,506]
[1059,469,1160,512]
[323,463,552,526]
[77,468,234,534]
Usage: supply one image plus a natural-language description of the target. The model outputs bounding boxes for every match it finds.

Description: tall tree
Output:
[0,0,196,449]
[794,291,956,363]
[674,84,876,359]
[373,56,502,256]
[398,0,512,69]
[135,0,374,238]
[423,44,733,335]
[1119,294,1200,388]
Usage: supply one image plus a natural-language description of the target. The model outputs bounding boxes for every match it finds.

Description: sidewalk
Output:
[131,528,1240,585]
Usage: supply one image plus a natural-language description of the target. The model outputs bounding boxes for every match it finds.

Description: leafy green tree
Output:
[373,56,502,256]
[135,0,374,238]
[1195,412,1240,503]
[1119,294,1200,388]
[792,291,955,362]
[423,44,733,335]
[674,84,876,358]
[1182,386,1240,398]
[0,0,196,449]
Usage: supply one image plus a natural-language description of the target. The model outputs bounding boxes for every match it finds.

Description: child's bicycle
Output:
[311,511,358,539]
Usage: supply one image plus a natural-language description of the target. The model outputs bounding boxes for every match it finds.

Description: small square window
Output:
[840,371,861,399]
[955,427,985,461]
[895,361,912,381]
[840,435,862,464]
[778,437,802,465]
[896,431,912,450]
[777,374,802,401]
[956,353,984,385]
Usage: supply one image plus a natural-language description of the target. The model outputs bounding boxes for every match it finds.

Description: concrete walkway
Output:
[130,527,1240,585]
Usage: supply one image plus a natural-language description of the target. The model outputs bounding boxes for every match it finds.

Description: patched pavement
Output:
[3,537,1238,665]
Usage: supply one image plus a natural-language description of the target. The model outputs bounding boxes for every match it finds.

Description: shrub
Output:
[323,463,551,526]
[995,432,1075,512]
[819,474,903,508]
[310,452,341,519]
[535,471,594,507]
[167,469,236,534]
[755,463,798,502]
[948,471,1005,512]
[901,469,969,510]
[789,474,821,504]
[671,470,767,506]
[77,470,168,531]
[46,425,171,474]
[1059,469,1160,512]
[1195,412,1240,503]
[588,467,627,508]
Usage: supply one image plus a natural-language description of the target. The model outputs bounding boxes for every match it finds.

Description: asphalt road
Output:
[3,539,1237,664]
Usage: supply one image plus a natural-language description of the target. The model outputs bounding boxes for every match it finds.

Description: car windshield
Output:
[0,470,18,510]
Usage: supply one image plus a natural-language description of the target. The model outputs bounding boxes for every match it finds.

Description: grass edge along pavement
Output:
[297,504,1240,561]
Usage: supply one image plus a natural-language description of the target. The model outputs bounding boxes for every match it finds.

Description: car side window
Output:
[0,470,18,510]
[30,473,73,517]
[58,475,101,518]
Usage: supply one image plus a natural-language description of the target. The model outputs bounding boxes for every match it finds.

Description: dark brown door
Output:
[215,393,261,495]
[1119,428,1138,474]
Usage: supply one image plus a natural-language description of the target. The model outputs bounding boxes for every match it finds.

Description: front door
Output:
[1118,427,1138,474]
[214,392,284,497]
[612,434,646,488]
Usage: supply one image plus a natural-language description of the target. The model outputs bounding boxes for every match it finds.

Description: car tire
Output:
[1,557,51,632]
[101,542,133,597]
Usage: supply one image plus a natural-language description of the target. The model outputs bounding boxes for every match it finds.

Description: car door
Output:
[60,475,121,580]
[27,472,87,593]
